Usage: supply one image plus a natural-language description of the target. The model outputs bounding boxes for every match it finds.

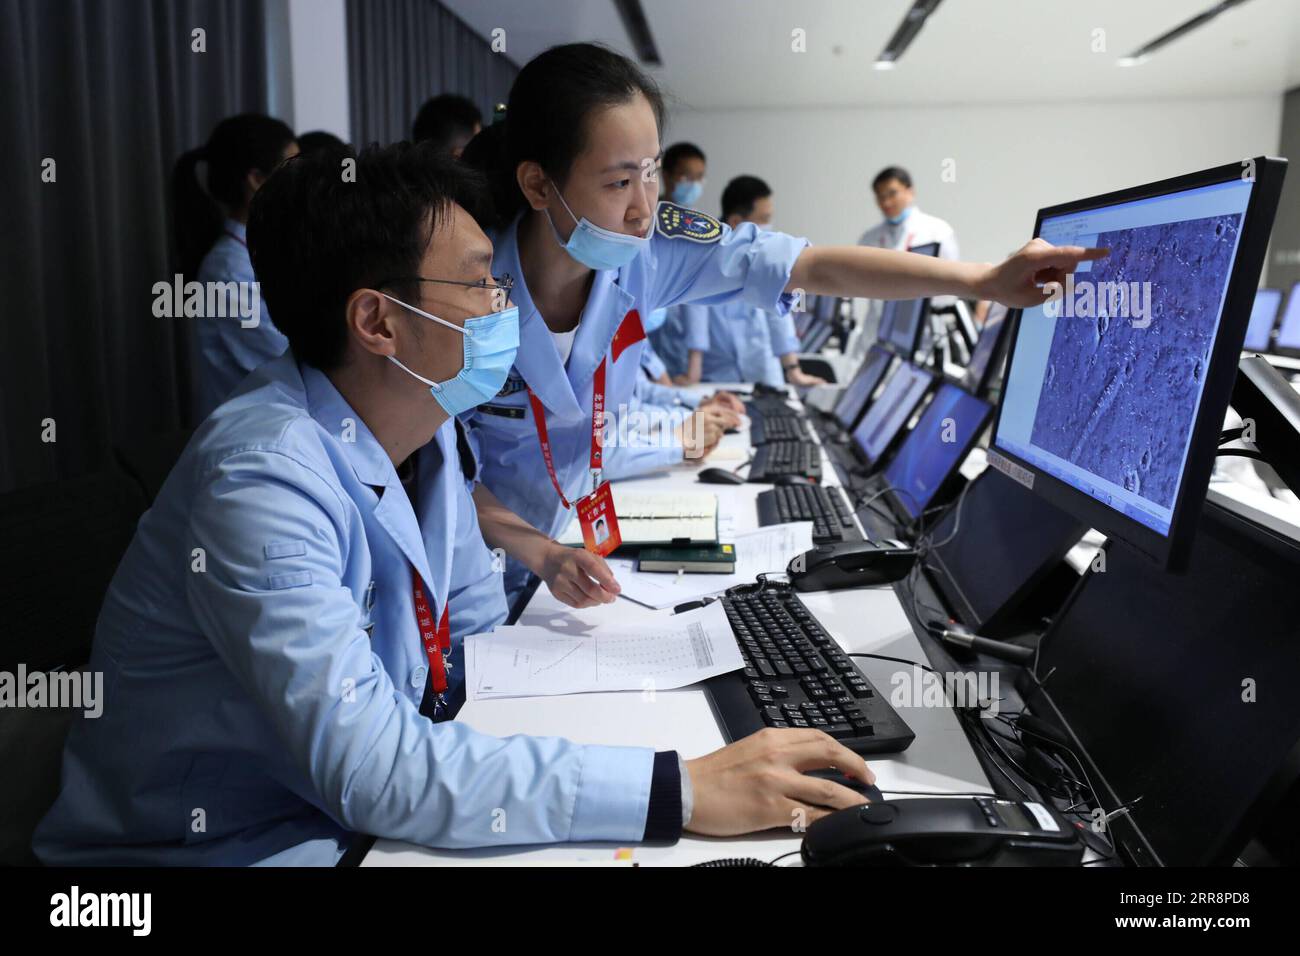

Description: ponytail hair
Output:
[461,43,666,232]
[171,113,296,275]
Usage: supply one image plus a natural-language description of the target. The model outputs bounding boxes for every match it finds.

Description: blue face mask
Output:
[545,182,653,271]
[382,293,520,417]
[671,178,704,207]
[886,205,914,226]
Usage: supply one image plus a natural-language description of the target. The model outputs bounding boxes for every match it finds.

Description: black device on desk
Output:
[802,796,1083,866]
[748,439,823,482]
[787,540,917,591]
[756,483,865,544]
[817,345,895,440]
[702,584,915,754]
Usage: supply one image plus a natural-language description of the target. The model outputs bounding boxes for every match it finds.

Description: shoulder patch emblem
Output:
[656,202,722,243]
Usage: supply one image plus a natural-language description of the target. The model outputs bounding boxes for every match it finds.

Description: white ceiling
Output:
[442,0,1300,109]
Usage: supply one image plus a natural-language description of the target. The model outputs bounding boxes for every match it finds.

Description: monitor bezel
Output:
[987,156,1287,570]
[883,296,931,359]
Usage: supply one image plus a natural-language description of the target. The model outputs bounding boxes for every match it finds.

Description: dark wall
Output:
[346,0,518,149]
[0,0,273,493]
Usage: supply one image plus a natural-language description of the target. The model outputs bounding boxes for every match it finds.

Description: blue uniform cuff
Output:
[643,751,684,842]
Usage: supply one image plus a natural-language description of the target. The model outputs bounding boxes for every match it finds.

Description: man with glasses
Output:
[33,142,877,866]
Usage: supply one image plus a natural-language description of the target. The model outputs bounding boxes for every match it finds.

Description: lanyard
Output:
[527,357,607,509]
[411,566,451,697]
[878,230,914,250]
[224,228,247,248]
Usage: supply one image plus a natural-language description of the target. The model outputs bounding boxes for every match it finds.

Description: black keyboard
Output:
[750,414,809,444]
[749,440,823,481]
[757,484,865,544]
[704,586,915,754]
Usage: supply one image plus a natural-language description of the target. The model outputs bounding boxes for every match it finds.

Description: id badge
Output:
[577,481,622,557]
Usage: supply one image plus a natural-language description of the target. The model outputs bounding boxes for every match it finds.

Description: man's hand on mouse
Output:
[684,728,875,836]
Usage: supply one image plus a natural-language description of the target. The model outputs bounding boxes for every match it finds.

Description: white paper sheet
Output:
[466,601,742,701]
[608,522,814,609]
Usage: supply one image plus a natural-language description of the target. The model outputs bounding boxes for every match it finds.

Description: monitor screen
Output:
[881,298,927,355]
[851,363,934,465]
[962,302,1009,393]
[833,346,894,429]
[994,175,1255,543]
[883,382,992,520]
[1243,288,1282,352]
[909,242,940,257]
[1275,282,1300,351]
[814,294,838,324]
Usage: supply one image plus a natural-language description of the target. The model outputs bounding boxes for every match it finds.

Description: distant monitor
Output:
[909,242,940,257]
[833,345,894,429]
[882,382,992,522]
[962,302,1011,395]
[990,157,1286,568]
[1243,288,1282,352]
[1275,282,1300,354]
[851,362,935,468]
[877,297,929,357]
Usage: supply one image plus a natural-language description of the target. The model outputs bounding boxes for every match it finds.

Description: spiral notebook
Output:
[558,489,719,547]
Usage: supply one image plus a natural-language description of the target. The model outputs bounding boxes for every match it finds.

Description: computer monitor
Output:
[1243,288,1282,353]
[1274,282,1300,355]
[832,345,894,430]
[1027,498,1300,865]
[881,382,992,523]
[850,362,935,468]
[928,467,1087,634]
[990,156,1286,568]
[801,296,840,353]
[877,297,929,357]
[909,241,940,257]
[961,302,1011,396]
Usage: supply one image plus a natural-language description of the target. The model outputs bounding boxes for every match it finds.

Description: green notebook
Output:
[638,543,736,574]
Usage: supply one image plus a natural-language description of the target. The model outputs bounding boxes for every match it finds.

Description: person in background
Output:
[296,130,347,155]
[674,175,827,389]
[173,113,298,420]
[639,143,710,384]
[857,165,959,258]
[412,93,483,159]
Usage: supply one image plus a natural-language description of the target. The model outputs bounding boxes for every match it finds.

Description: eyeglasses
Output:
[379,273,514,294]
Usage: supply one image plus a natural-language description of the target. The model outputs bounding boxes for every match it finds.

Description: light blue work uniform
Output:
[462,202,809,602]
[681,301,800,388]
[640,341,669,381]
[648,306,692,378]
[193,219,290,420]
[33,353,660,866]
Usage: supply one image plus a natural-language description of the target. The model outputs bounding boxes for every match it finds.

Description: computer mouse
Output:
[787,540,918,592]
[804,768,884,804]
[771,475,814,486]
[697,467,747,485]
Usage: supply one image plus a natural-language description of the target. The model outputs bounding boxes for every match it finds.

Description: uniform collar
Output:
[301,360,445,596]
[301,362,397,490]
[496,214,635,421]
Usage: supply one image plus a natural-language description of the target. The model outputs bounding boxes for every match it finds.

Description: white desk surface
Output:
[364,386,993,867]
